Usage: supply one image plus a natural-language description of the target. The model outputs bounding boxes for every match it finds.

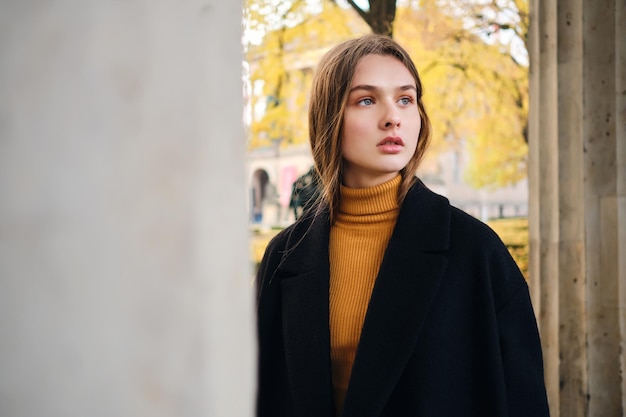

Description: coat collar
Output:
[276,180,451,417]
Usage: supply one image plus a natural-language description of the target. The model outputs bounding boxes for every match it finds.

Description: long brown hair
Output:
[308,34,431,224]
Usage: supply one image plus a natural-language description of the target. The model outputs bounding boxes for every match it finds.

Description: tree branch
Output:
[345,0,370,22]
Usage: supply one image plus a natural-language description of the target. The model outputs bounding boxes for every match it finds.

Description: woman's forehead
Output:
[350,54,415,86]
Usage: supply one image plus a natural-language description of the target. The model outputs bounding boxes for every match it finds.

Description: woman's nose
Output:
[381,106,401,129]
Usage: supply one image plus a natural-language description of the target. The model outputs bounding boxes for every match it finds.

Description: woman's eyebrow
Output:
[348,84,417,93]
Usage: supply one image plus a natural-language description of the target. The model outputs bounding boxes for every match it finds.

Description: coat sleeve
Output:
[493,253,550,417]
[449,208,550,416]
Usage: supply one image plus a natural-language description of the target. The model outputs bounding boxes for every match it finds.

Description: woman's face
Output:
[340,54,421,188]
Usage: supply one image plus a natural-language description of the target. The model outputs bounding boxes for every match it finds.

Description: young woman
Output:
[256,34,549,417]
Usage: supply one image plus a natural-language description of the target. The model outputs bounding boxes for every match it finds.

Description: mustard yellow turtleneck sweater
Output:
[329,175,401,416]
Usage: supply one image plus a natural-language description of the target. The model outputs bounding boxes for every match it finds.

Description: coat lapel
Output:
[342,182,451,417]
[276,209,334,417]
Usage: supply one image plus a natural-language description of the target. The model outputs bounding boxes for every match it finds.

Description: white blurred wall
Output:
[0,1,254,416]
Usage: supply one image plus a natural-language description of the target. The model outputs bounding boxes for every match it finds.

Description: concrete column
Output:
[617,0,626,412]
[535,0,561,413]
[0,2,254,417]
[557,0,587,415]
[583,1,620,416]
[528,0,541,314]
[530,0,625,416]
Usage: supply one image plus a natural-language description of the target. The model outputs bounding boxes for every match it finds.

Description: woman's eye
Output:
[358,98,373,106]
[399,97,413,105]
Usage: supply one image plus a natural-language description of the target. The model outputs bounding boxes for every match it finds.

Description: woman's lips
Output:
[377,136,404,153]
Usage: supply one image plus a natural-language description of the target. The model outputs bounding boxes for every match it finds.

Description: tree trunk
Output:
[346,0,397,37]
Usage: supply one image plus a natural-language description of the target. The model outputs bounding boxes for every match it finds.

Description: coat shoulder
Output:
[446,204,527,309]
[408,181,506,254]
[448,206,506,250]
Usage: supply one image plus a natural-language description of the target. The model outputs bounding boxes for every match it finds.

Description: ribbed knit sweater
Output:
[329,174,401,416]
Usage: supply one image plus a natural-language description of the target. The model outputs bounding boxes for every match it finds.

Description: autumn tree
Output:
[421,0,530,188]
[436,0,529,65]
[245,0,311,149]
[245,0,369,149]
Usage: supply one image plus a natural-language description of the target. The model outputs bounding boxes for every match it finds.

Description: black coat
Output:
[256,180,549,417]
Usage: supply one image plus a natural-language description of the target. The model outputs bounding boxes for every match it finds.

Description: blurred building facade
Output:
[246,143,528,227]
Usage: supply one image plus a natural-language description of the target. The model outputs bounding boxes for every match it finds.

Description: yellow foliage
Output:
[245,0,369,150]
[395,1,529,187]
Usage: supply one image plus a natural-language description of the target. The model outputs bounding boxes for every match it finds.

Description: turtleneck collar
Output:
[339,175,401,216]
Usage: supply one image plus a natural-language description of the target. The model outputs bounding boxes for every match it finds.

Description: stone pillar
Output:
[529,0,563,412]
[0,2,254,417]
[529,0,625,416]
[615,0,626,412]
[537,0,562,412]
[583,3,621,416]
[557,1,587,416]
